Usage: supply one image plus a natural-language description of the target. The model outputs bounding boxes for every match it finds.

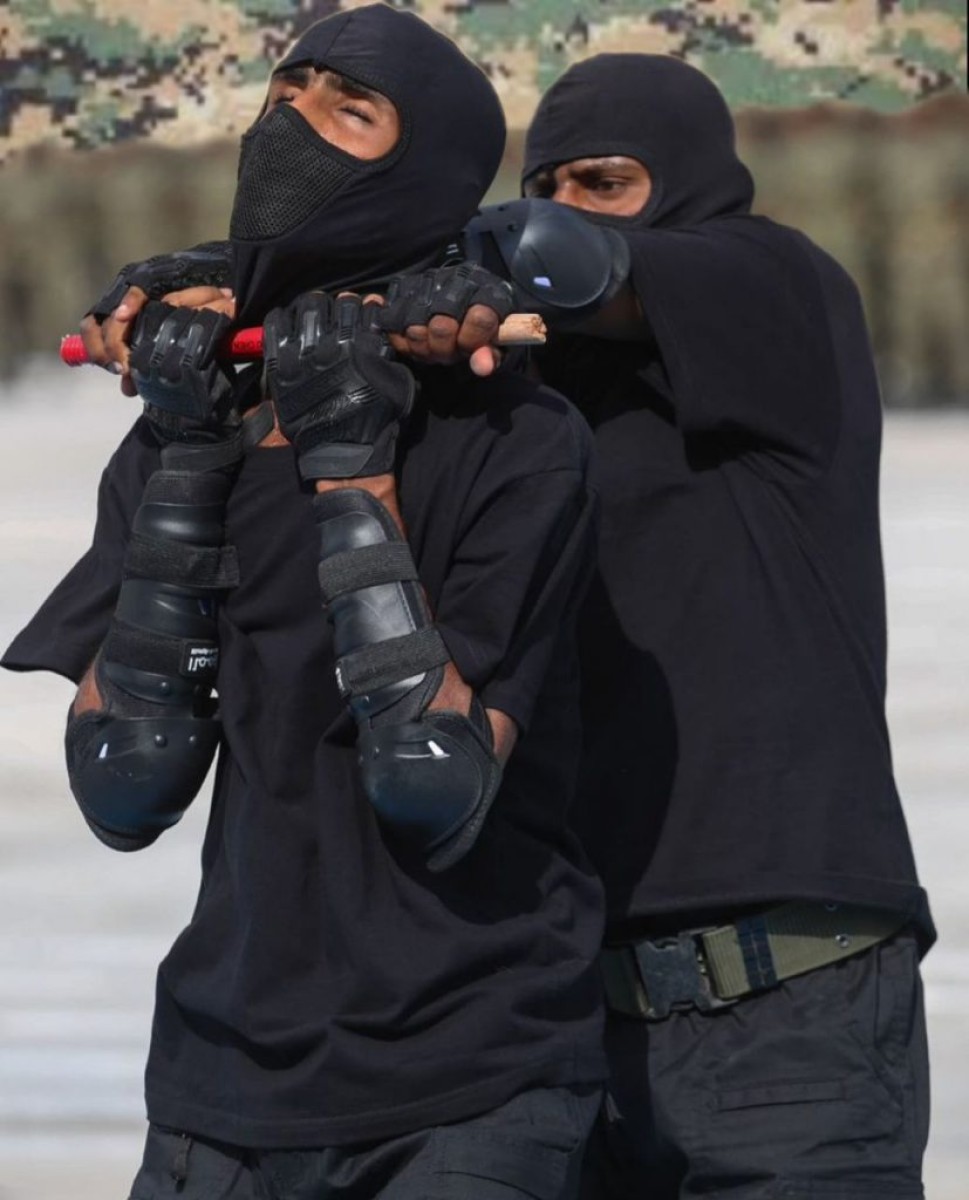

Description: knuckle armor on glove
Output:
[129,302,236,440]
[65,437,242,851]
[314,487,502,872]
[265,293,414,481]
[85,242,233,324]
[378,263,514,334]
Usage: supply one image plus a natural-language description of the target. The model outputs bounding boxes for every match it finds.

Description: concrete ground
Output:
[0,364,966,1199]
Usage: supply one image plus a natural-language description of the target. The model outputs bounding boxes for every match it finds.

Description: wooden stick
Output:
[59,313,546,366]
[495,313,546,345]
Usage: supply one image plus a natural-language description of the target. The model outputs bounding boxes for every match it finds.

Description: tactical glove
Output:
[264,293,415,481]
[85,242,234,324]
[129,302,237,445]
[377,262,514,335]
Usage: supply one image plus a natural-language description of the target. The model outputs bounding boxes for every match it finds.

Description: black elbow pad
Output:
[65,703,220,852]
[359,703,502,874]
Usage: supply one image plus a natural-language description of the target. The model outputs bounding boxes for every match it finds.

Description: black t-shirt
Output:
[539,219,934,948]
[2,368,606,1147]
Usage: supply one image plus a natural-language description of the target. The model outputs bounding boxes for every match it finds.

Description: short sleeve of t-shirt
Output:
[625,217,843,473]
[2,417,159,683]
[403,375,596,736]
[437,466,594,733]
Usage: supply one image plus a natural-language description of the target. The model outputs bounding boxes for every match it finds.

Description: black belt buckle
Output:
[632,930,737,1020]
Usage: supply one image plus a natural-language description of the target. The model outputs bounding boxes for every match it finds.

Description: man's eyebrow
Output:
[323,71,385,104]
[270,65,314,88]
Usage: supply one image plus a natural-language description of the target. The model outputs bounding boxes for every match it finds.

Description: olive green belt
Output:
[601,901,908,1020]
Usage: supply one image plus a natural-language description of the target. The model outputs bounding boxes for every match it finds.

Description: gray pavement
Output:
[0,364,966,1198]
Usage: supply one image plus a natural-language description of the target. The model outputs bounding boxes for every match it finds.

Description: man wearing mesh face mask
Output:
[2,9,607,1197]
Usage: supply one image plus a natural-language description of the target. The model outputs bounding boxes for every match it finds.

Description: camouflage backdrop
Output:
[1,0,966,160]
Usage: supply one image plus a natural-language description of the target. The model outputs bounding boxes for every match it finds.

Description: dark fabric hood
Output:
[523,54,754,230]
[232,4,506,325]
[526,53,848,478]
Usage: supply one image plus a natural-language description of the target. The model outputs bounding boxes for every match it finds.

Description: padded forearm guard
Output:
[65,435,242,850]
[314,487,502,872]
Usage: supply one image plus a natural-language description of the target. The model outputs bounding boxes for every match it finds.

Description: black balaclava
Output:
[231,4,505,325]
[523,54,753,230]
[524,54,844,467]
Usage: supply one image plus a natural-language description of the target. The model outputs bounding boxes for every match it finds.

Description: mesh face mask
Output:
[229,5,506,326]
[230,104,362,243]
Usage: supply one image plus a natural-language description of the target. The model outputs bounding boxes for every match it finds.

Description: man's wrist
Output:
[314,474,403,532]
[314,474,396,499]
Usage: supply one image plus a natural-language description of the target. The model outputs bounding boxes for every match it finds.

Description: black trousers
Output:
[128,1085,600,1200]
[580,934,930,1199]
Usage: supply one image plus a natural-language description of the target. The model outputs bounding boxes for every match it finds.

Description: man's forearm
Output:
[570,281,650,340]
[314,471,517,763]
[64,447,235,851]
[310,472,504,871]
[263,290,507,868]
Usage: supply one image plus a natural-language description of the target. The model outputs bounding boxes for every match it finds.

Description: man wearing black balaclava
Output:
[518,55,931,1200]
[365,53,934,1200]
[2,9,607,1196]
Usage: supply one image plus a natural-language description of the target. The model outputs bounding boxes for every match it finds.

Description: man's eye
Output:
[592,179,626,194]
[341,104,374,124]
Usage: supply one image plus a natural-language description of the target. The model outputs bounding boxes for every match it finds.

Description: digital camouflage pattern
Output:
[1,0,966,160]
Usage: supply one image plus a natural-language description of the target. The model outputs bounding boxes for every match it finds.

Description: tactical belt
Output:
[601,901,908,1021]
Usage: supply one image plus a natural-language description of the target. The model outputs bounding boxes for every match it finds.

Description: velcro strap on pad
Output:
[142,468,229,506]
[103,620,218,684]
[124,532,240,590]
[318,543,419,605]
[159,428,246,473]
[336,627,449,698]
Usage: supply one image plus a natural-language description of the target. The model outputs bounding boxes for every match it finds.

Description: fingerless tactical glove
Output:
[129,302,236,444]
[378,262,514,334]
[85,242,233,324]
[264,293,415,481]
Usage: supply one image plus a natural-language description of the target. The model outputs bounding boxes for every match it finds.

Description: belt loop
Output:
[735,914,779,991]
[171,1132,193,1187]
